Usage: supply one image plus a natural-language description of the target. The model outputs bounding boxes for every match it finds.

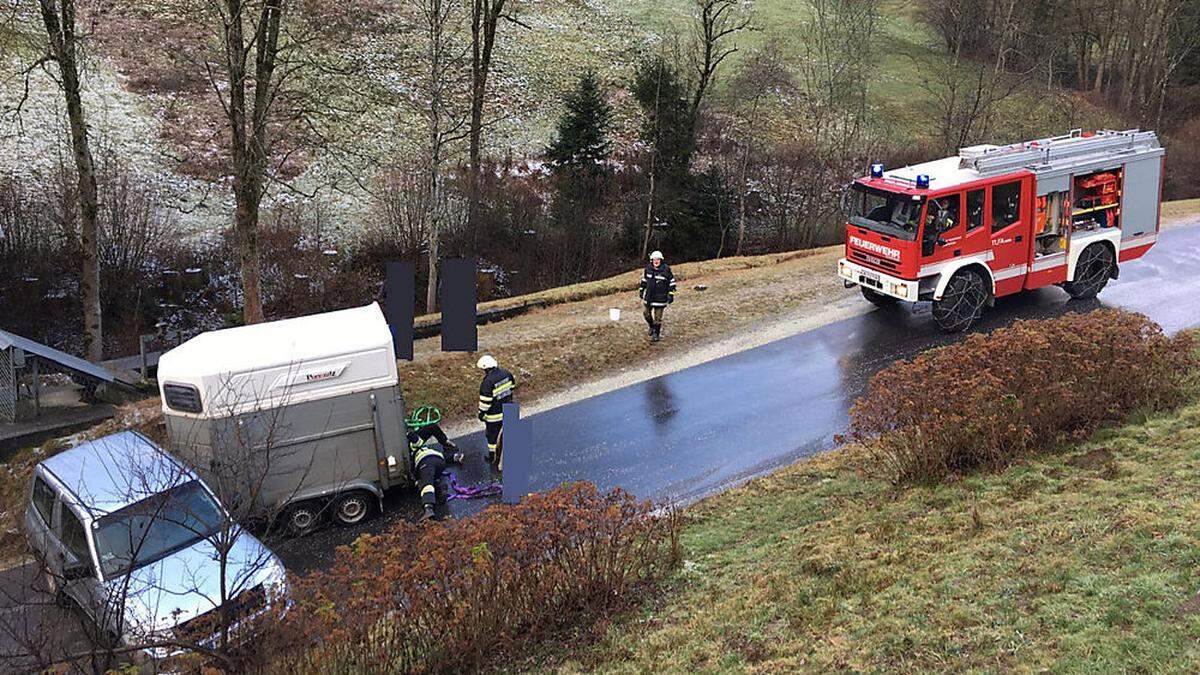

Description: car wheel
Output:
[932,269,988,333]
[861,286,899,306]
[1063,243,1115,299]
[332,491,374,527]
[284,501,323,537]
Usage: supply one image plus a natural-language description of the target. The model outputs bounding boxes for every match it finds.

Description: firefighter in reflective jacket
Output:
[411,441,447,521]
[638,250,675,343]
[476,354,516,469]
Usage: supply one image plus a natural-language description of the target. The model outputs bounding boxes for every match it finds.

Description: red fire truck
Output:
[838,129,1165,331]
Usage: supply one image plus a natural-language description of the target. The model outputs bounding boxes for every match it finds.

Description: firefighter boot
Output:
[420,505,436,522]
[651,324,662,343]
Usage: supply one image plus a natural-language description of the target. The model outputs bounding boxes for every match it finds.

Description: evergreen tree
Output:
[631,57,695,178]
[631,56,697,259]
[672,164,733,260]
[546,71,615,284]
[547,70,613,173]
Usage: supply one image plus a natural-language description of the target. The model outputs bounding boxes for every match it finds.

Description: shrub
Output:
[849,310,1198,484]
[268,482,680,673]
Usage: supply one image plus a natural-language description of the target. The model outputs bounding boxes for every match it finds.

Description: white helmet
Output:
[476,354,498,370]
[649,250,664,261]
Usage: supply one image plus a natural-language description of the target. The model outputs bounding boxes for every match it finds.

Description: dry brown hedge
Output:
[266,482,680,674]
[848,310,1198,484]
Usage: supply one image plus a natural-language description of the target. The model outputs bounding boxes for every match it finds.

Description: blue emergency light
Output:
[915,174,930,189]
[870,162,884,178]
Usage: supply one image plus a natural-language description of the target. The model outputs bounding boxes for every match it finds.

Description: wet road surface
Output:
[275,223,1200,573]
[3,225,1198,670]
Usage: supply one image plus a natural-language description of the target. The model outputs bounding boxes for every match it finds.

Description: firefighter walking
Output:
[476,354,516,469]
[639,250,676,342]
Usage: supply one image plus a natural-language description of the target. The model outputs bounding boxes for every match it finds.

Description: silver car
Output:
[24,430,288,659]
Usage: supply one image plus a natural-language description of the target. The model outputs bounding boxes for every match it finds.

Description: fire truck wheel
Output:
[1063,243,1115,299]
[861,286,899,306]
[932,270,988,333]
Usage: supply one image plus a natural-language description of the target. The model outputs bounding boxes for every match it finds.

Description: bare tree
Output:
[199,0,287,325]
[688,0,751,125]
[17,0,104,361]
[416,0,470,312]
[725,43,791,256]
[917,0,1028,151]
[467,0,525,242]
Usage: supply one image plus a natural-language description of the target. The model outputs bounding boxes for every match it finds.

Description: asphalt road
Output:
[275,222,1200,572]
[4,223,1198,670]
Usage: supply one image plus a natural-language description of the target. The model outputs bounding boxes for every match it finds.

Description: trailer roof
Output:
[158,303,394,380]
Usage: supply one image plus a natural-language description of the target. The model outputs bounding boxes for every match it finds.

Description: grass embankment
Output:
[540,337,1200,673]
[1163,198,1200,224]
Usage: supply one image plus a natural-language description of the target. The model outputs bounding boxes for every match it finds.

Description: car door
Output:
[25,472,58,566]
[55,501,102,617]
[920,192,966,268]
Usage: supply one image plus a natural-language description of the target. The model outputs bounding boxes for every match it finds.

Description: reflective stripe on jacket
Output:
[638,263,676,307]
[412,446,444,468]
[479,367,517,422]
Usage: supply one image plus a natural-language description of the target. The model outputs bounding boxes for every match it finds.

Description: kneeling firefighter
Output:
[406,405,463,464]
[406,406,461,521]
[476,355,516,469]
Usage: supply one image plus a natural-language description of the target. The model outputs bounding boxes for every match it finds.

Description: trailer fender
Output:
[930,259,996,304]
[1066,230,1122,282]
[284,480,385,511]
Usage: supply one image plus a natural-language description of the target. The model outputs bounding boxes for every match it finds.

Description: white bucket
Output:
[609,308,621,321]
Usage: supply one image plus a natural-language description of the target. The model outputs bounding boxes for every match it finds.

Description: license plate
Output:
[859,269,880,285]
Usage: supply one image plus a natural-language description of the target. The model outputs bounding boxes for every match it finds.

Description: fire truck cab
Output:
[838,129,1164,331]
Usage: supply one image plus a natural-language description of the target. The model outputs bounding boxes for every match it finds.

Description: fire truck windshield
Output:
[844,184,923,241]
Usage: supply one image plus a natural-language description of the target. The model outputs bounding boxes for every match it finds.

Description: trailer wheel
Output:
[332,491,374,526]
[861,286,899,307]
[932,269,988,333]
[284,501,323,537]
[1063,243,1115,299]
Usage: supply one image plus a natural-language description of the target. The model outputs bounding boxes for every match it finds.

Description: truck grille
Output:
[850,250,899,272]
[173,584,267,644]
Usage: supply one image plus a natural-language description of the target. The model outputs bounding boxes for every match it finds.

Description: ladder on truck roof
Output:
[958,129,1160,177]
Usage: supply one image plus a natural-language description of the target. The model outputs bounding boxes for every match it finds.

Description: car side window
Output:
[967,189,985,231]
[992,181,1021,232]
[59,505,90,564]
[32,476,56,526]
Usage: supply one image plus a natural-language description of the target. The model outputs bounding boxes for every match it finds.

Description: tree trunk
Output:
[233,182,264,324]
[38,0,102,360]
[426,224,439,312]
[468,0,504,248]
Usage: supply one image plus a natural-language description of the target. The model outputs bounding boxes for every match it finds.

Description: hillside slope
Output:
[0,0,1121,237]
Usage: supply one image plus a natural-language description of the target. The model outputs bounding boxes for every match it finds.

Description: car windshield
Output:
[94,480,224,579]
[844,184,923,241]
